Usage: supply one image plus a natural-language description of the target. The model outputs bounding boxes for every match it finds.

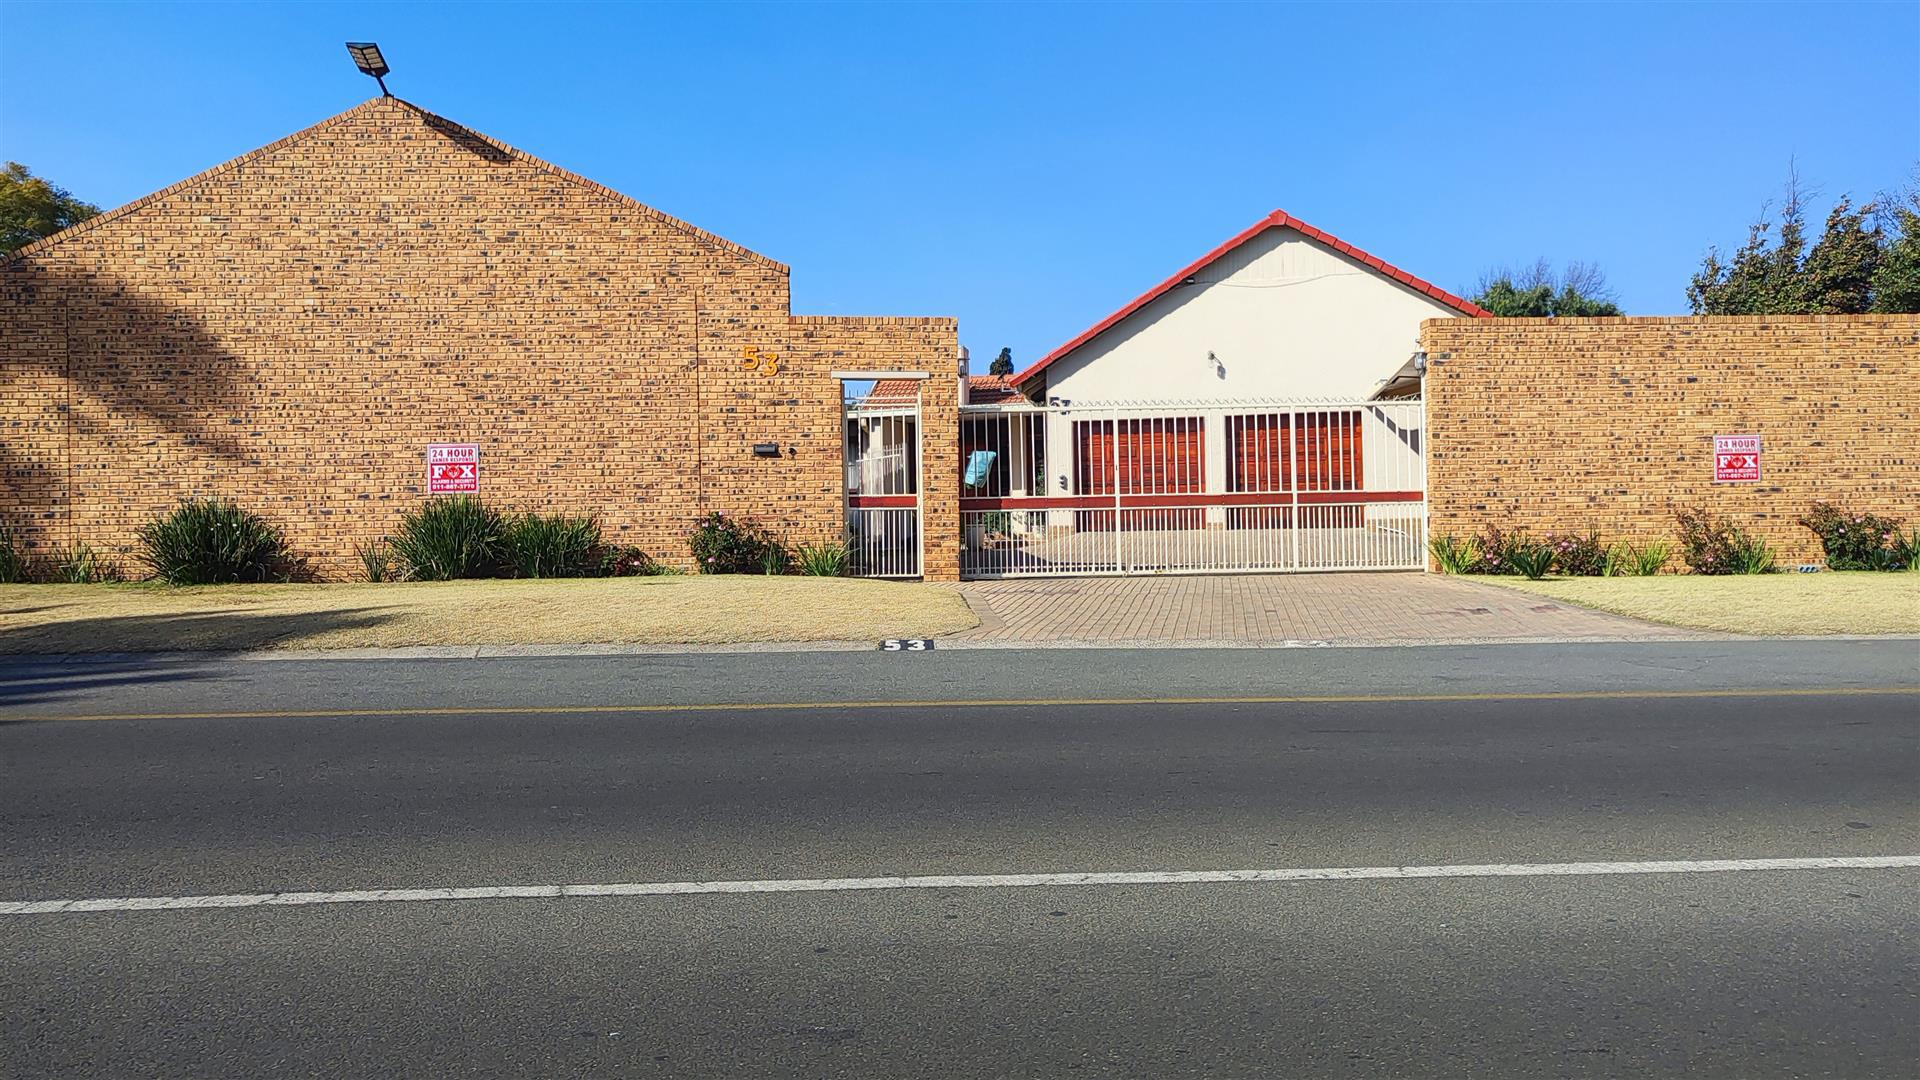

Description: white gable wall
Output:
[1041,226,1465,403]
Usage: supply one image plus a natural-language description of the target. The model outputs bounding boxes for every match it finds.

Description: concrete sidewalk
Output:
[949,572,1700,646]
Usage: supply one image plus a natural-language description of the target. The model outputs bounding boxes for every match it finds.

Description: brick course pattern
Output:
[0,97,960,580]
[1422,315,1920,567]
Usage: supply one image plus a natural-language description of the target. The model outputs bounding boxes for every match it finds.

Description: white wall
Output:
[1041,226,1464,403]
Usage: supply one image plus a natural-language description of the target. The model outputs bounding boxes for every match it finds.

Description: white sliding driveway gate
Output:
[958,398,1426,578]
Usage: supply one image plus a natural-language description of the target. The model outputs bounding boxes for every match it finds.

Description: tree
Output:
[1799,198,1881,314]
[0,162,100,255]
[1869,180,1920,313]
[1687,165,1919,314]
[1471,258,1622,317]
[987,347,1014,377]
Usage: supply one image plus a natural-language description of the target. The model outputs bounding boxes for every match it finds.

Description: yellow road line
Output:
[5,686,1917,723]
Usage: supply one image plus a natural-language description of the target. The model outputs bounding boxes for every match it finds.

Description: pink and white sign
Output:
[1713,435,1761,483]
[427,443,480,494]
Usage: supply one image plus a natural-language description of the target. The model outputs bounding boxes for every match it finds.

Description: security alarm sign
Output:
[1713,435,1761,483]
[427,443,480,494]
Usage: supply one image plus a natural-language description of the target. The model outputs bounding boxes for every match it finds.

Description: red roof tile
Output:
[965,374,1028,405]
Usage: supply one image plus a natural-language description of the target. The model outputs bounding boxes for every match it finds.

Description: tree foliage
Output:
[1869,191,1920,313]
[1687,166,1919,315]
[1,162,100,255]
[1471,259,1622,317]
[987,346,1014,377]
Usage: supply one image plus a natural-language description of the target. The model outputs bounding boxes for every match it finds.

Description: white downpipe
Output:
[914,388,926,579]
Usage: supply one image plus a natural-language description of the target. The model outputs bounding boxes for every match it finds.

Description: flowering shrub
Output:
[1473,524,1537,575]
[1545,530,1606,576]
[1674,507,1774,575]
[598,545,658,577]
[1798,503,1905,571]
[688,512,786,574]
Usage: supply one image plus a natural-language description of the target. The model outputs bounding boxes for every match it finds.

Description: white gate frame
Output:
[957,396,1427,579]
[839,371,926,578]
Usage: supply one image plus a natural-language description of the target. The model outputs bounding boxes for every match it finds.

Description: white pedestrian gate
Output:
[957,397,1426,578]
[843,380,923,578]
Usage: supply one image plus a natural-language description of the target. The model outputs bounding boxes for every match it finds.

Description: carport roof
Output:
[1012,209,1491,390]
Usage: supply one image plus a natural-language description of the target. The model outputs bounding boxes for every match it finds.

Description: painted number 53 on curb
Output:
[881,639,933,651]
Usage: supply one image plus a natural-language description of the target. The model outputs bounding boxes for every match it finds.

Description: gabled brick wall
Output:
[0,97,960,580]
[1422,314,1920,567]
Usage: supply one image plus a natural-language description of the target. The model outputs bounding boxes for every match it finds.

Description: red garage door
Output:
[1074,417,1205,495]
[1226,410,1365,527]
[1073,417,1204,530]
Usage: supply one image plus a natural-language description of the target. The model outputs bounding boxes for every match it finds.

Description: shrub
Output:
[502,512,604,578]
[357,538,397,583]
[759,538,792,575]
[1506,543,1556,580]
[0,526,28,584]
[1605,540,1671,577]
[1892,529,1920,572]
[597,545,657,577]
[56,542,121,584]
[1675,507,1758,576]
[1727,531,1777,575]
[794,540,849,577]
[1428,534,1481,575]
[688,512,782,574]
[1798,503,1905,570]
[1474,524,1536,576]
[136,499,290,585]
[391,496,505,581]
[1546,530,1606,576]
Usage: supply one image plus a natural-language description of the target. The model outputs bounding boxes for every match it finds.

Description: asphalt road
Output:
[3,641,1917,1077]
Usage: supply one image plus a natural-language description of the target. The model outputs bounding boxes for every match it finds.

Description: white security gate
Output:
[843,381,922,577]
[958,398,1425,578]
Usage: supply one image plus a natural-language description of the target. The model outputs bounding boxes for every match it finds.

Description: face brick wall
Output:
[1422,314,1920,567]
[0,97,960,580]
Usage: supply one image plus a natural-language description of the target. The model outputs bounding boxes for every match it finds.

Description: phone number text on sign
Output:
[1713,435,1761,483]
[427,443,480,494]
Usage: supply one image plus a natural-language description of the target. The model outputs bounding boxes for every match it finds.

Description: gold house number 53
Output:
[741,346,782,377]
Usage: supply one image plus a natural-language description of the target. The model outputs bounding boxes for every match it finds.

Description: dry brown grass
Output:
[1478,572,1920,636]
[0,576,978,653]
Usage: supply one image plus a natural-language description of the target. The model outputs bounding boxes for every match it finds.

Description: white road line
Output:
[4,856,1917,917]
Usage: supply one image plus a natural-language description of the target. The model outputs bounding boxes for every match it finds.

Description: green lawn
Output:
[0,576,978,653]
[1474,572,1920,636]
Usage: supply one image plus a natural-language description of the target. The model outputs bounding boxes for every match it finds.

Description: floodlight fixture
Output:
[346,42,392,96]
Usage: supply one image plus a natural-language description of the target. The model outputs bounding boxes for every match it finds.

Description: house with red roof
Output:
[952,211,1475,575]
[976,209,1486,407]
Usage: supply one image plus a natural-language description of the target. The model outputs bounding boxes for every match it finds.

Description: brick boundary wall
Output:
[0,97,962,581]
[1421,314,1920,568]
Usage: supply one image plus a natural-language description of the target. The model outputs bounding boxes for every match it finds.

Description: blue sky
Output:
[3,1,1916,371]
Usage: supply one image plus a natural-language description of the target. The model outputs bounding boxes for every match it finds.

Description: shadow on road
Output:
[0,657,217,713]
[0,607,396,712]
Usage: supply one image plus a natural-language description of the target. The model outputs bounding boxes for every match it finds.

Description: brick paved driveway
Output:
[947,573,1699,646]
